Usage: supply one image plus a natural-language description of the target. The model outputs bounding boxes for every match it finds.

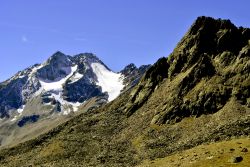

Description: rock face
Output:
[0,77,28,118]
[125,16,250,124]
[62,53,108,103]
[37,51,73,81]
[120,63,151,90]
[125,58,169,116]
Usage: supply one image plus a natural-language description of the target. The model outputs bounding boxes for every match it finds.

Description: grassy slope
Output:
[0,97,102,149]
[138,137,250,167]
[0,73,248,167]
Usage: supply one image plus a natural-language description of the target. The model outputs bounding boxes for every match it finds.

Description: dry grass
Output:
[137,137,250,167]
[39,140,64,157]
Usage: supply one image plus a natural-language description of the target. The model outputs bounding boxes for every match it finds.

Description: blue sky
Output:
[0,0,249,81]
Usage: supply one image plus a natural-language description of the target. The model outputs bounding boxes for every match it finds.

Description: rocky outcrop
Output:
[36,51,73,82]
[0,77,28,118]
[124,57,169,116]
[123,16,250,124]
[120,63,151,90]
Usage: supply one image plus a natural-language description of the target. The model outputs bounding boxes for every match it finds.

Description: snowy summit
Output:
[0,51,149,120]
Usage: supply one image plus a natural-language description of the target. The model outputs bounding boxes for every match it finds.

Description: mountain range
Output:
[0,52,150,147]
[0,16,249,167]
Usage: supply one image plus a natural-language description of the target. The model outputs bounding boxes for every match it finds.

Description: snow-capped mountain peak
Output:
[0,52,125,118]
[0,51,150,148]
[0,51,150,124]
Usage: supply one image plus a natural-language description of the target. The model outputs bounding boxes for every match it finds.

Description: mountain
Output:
[0,52,150,147]
[120,63,151,90]
[0,16,249,167]
[0,52,116,118]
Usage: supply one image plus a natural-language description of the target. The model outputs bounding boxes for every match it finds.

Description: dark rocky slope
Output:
[0,16,249,167]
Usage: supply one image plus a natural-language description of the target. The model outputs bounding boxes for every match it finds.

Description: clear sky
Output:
[0,0,249,82]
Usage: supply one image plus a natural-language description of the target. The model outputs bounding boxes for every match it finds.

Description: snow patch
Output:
[17,105,25,114]
[50,91,82,115]
[33,87,43,97]
[70,72,84,83]
[91,63,124,101]
[34,65,83,115]
[29,64,44,77]
[11,116,18,122]
[70,102,82,112]
[39,66,77,91]
[18,75,26,79]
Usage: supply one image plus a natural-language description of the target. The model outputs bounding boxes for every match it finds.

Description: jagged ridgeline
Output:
[0,16,249,167]
[125,16,250,124]
[0,52,149,118]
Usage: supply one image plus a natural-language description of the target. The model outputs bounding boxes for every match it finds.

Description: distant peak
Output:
[42,51,72,69]
[48,51,68,59]
[47,51,68,62]
[124,63,137,69]
[52,51,65,56]
[72,53,108,68]
[120,63,137,74]
[74,53,101,62]
[74,53,98,59]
